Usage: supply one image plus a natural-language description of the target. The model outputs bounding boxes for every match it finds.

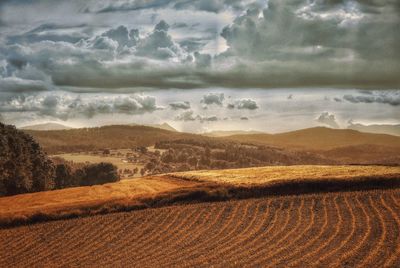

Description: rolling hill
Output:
[20,122,73,131]
[23,125,199,154]
[129,122,177,132]
[23,125,400,164]
[224,127,400,150]
[203,130,265,137]
[348,123,400,136]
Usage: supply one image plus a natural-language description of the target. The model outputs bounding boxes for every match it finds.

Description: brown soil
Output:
[1,189,399,267]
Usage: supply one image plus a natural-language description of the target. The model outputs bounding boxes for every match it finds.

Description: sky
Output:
[0,0,399,133]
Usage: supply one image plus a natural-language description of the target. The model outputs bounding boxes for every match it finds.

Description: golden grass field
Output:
[1,189,399,267]
[1,165,400,267]
[0,176,198,226]
[172,165,400,185]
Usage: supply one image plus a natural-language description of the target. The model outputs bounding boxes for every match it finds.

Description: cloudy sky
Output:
[0,0,399,133]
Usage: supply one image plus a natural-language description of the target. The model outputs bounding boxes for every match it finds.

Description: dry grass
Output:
[1,189,399,267]
[0,176,198,227]
[0,165,399,228]
[171,165,400,185]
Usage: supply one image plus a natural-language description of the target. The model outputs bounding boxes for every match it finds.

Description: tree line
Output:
[0,123,119,196]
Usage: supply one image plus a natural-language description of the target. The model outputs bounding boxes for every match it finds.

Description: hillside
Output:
[24,125,400,165]
[129,122,177,132]
[1,189,399,267]
[20,122,73,131]
[224,127,400,150]
[348,123,400,136]
[24,125,199,154]
[203,130,265,137]
[1,165,399,227]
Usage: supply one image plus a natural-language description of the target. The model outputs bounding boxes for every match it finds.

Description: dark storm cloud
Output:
[7,23,89,45]
[343,91,400,106]
[217,0,400,88]
[86,0,261,14]
[0,93,161,120]
[0,77,51,93]
[0,0,399,95]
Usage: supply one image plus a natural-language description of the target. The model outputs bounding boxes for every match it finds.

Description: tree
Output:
[80,162,119,186]
[161,151,174,163]
[0,123,55,196]
[55,164,73,189]
[145,161,156,171]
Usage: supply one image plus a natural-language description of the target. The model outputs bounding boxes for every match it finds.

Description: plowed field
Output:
[1,189,399,267]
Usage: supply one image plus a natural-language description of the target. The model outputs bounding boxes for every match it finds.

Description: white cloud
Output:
[235,98,258,110]
[316,112,339,128]
[201,92,224,106]
[169,101,190,110]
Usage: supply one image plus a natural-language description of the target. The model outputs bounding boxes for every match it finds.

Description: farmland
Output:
[1,165,400,266]
[172,165,400,185]
[1,189,399,267]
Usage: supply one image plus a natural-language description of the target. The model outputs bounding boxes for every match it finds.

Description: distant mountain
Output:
[224,127,400,150]
[348,123,400,137]
[203,130,264,137]
[20,123,73,131]
[129,122,177,132]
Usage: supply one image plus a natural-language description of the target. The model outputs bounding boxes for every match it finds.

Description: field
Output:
[1,165,400,267]
[172,165,400,185]
[1,189,399,267]
[1,165,399,227]
[52,151,144,177]
[0,176,199,226]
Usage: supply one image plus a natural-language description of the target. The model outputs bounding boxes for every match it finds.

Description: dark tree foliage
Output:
[80,162,120,186]
[0,123,55,196]
[55,164,75,189]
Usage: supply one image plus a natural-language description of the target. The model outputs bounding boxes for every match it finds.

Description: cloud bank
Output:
[0,0,399,96]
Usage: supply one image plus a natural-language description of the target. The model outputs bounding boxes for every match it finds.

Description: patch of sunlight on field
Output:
[172,165,400,185]
[0,176,198,218]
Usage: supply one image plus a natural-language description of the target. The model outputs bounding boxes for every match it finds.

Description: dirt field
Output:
[1,189,399,267]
